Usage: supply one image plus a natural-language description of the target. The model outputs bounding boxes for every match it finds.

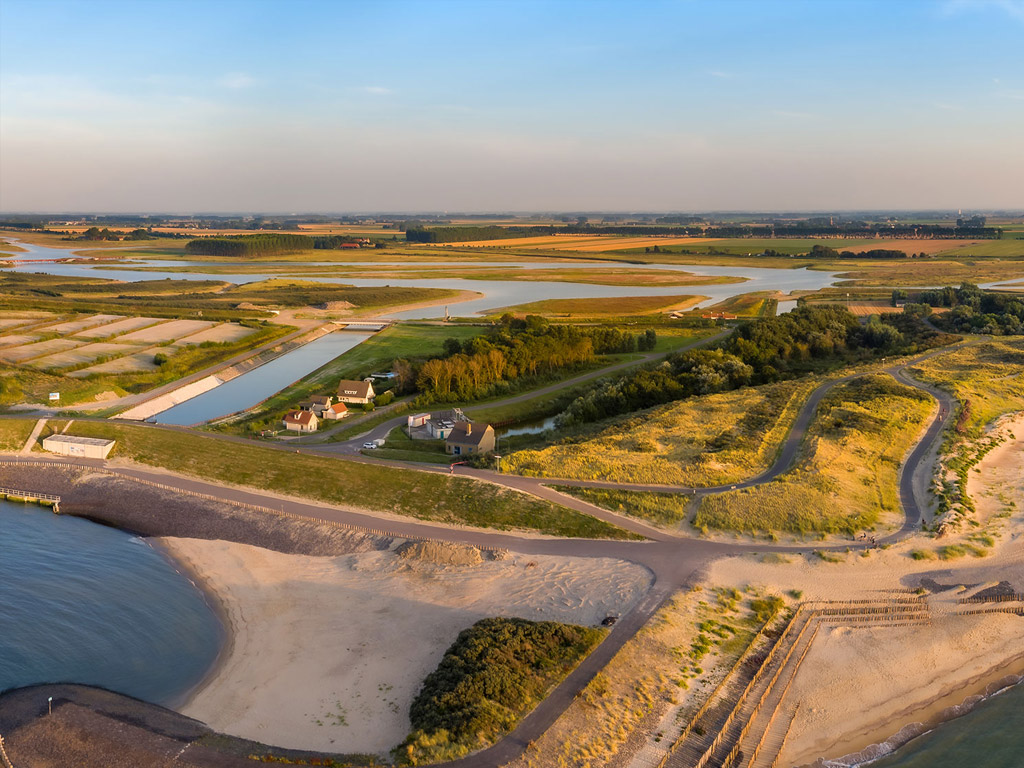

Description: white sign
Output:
[49,392,60,401]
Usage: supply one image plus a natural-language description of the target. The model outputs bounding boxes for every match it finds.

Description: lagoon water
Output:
[0,500,222,705]
[869,682,1024,768]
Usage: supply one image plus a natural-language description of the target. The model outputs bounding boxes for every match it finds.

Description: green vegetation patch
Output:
[510,378,818,487]
[0,418,34,451]
[693,374,935,536]
[50,421,637,539]
[397,617,604,764]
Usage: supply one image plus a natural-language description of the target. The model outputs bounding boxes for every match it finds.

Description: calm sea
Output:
[866,681,1024,768]
[0,500,223,704]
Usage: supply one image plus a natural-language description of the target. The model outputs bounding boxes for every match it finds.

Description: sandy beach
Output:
[705,411,1024,767]
[160,537,651,755]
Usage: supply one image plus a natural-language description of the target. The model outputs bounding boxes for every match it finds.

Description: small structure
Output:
[41,434,115,459]
[322,402,349,420]
[445,421,496,456]
[426,408,466,439]
[299,395,333,416]
[283,410,319,432]
[336,379,375,405]
[700,311,738,320]
[371,371,397,382]
[407,413,430,429]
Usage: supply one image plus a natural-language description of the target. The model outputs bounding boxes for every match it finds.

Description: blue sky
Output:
[1,0,1022,212]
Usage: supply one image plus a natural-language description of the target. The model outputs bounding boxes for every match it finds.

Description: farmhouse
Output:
[322,402,349,420]
[283,410,319,432]
[336,379,375,404]
[445,421,496,456]
[41,434,116,459]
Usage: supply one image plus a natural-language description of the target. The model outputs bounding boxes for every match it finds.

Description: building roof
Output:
[445,421,493,447]
[337,380,374,399]
[309,395,332,405]
[283,410,317,425]
[326,402,348,414]
[42,434,115,447]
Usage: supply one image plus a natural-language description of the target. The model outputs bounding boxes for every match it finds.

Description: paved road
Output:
[0,340,966,767]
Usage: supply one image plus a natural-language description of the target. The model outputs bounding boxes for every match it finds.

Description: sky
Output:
[1,0,1022,213]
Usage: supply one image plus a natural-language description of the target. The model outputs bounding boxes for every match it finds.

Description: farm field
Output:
[431,235,719,251]
[0,308,289,406]
[506,378,820,487]
[832,259,1024,287]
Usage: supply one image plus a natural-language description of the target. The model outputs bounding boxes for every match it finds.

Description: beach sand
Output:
[159,537,651,755]
[705,411,1024,767]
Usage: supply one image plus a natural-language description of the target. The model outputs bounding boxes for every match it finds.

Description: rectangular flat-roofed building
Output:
[41,434,116,459]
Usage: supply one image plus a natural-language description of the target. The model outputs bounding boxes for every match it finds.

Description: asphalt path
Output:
[0,340,967,766]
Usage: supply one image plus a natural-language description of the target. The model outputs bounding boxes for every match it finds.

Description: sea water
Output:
[0,500,222,704]
[867,682,1024,768]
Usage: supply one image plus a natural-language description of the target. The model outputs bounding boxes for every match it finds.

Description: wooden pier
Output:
[0,487,61,512]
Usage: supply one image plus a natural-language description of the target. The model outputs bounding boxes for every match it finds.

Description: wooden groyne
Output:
[0,486,60,512]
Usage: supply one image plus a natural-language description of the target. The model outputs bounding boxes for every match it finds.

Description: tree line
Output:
[558,305,949,427]
[184,233,381,256]
[915,283,1024,335]
[393,316,656,404]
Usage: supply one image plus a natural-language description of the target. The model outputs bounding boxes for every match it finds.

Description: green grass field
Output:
[38,420,636,539]
[487,294,704,317]
[0,419,33,451]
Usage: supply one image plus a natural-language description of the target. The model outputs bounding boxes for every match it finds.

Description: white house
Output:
[336,379,375,405]
[283,410,319,432]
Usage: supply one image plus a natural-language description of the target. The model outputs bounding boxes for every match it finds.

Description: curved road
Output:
[0,342,965,767]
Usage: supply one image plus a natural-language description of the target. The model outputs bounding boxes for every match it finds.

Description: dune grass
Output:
[691,374,934,536]
[0,419,34,451]
[41,420,637,539]
[506,378,819,487]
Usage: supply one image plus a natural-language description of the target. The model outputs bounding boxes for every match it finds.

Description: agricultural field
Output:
[832,258,1024,287]
[490,294,704,318]
[506,378,820,487]
[692,374,935,536]
[35,419,636,539]
[0,309,288,407]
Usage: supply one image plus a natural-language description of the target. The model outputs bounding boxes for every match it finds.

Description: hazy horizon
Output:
[2,0,1023,213]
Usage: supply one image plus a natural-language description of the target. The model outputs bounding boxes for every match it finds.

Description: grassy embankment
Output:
[34,420,636,539]
[208,323,486,436]
[909,337,1024,542]
[0,419,34,451]
[509,378,819,489]
[564,375,934,536]
[397,618,605,764]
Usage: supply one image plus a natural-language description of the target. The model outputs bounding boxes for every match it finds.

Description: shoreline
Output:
[147,538,236,711]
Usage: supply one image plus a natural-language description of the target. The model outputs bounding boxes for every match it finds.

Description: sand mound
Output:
[395,539,484,566]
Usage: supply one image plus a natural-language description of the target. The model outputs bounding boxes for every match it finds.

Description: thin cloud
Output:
[772,109,817,120]
[218,72,255,89]
[941,0,1024,23]
[707,70,733,79]
[360,85,393,95]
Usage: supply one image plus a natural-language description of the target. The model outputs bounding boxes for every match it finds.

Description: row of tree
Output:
[405,223,1004,244]
[558,305,942,427]
[395,317,656,403]
[916,283,1024,335]
[185,233,382,256]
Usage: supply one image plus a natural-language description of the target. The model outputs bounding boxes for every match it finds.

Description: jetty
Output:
[0,486,61,513]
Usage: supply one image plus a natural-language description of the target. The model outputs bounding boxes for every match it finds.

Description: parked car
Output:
[362,442,378,449]
[601,615,619,627]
